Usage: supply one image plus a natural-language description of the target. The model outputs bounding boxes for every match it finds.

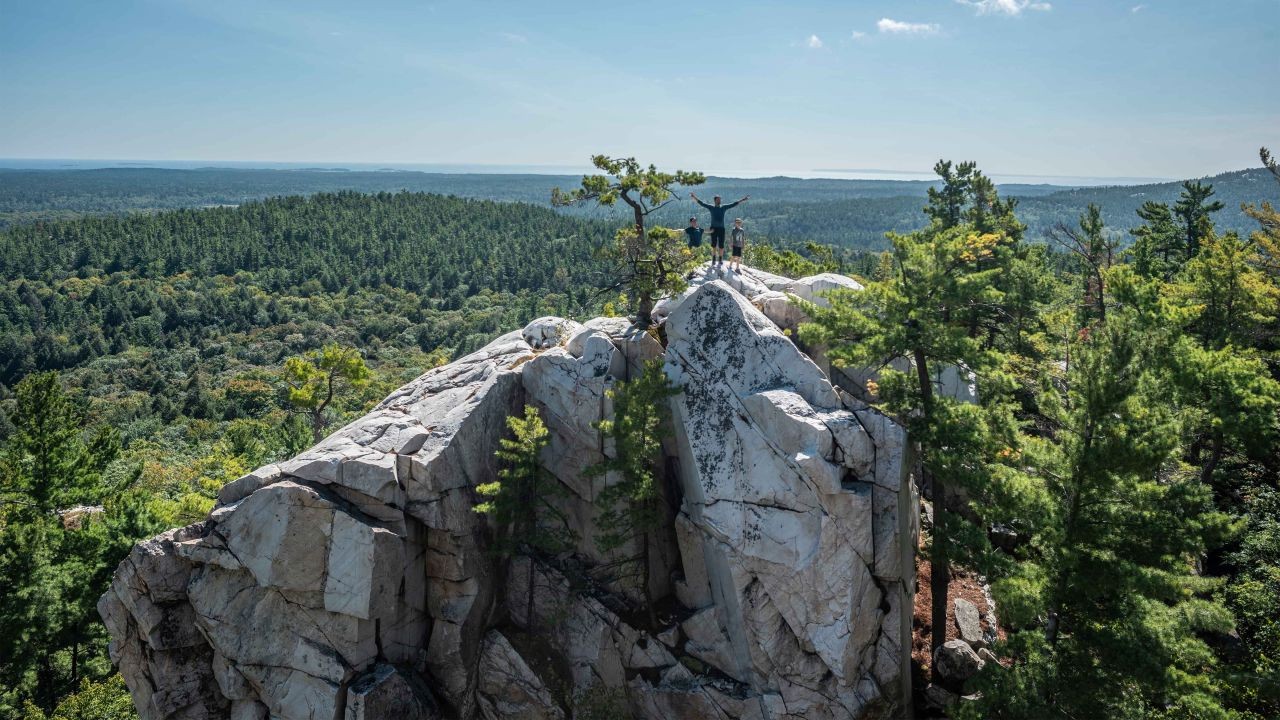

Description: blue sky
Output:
[1,0,1277,180]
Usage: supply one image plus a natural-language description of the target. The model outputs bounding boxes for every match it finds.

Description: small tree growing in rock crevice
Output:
[586,359,679,626]
[476,405,576,630]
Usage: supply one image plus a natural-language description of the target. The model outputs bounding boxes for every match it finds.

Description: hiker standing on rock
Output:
[729,217,746,273]
[684,216,705,250]
[691,192,749,268]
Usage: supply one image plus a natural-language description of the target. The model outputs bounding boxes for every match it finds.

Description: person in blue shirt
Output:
[684,216,705,248]
[690,192,750,267]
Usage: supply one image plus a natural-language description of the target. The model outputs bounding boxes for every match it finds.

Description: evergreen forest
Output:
[0,156,1278,719]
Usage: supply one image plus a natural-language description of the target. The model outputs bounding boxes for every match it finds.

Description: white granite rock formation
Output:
[101,270,917,720]
[663,281,916,718]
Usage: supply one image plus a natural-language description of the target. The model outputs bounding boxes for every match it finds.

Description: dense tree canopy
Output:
[0,159,1276,718]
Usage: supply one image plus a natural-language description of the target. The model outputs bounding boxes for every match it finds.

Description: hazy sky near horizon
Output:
[2,0,1277,179]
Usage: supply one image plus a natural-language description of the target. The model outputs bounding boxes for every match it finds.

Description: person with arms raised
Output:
[691,192,749,268]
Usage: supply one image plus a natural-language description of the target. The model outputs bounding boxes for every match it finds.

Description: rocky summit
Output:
[99,266,919,720]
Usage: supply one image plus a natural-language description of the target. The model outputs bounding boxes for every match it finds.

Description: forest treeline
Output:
[0,190,619,386]
[0,167,1060,220]
[2,166,1272,246]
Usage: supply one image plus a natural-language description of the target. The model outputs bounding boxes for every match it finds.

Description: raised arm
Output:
[722,195,749,210]
[690,192,712,210]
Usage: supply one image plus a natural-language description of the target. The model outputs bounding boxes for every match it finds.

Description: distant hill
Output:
[641,168,1275,249]
[0,166,1069,222]
[1015,168,1275,242]
[0,166,1272,248]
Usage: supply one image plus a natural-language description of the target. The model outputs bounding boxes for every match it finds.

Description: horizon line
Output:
[0,157,1249,186]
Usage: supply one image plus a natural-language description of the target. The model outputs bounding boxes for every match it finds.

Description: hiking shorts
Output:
[709,227,726,249]
[731,245,743,258]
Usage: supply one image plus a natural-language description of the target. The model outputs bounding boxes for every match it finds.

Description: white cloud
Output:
[1131,4,1146,12]
[877,18,941,35]
[851,30,867,40]
[499,31,528,43]
[807,34,824,48]
[956,0,1052,16]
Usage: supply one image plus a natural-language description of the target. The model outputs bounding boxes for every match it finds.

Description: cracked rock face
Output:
[663,281,915,718]
[102,271,915,720]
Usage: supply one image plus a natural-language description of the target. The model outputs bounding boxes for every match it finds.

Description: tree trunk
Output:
[642,526,656,628]
[311,409,325,444]
[526,553,536,633]
[1200,429,1225,487]
[913,346,949,680]
[1047,422,1092,647]
[632,203,653,327]
[636,294,655,328]
[38,653,54,711]
[523,474,536,631]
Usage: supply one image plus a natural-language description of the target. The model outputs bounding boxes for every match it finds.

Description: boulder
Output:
[739,267,794,292]
[954,598,984,646]
[923,683,958,710]
[787,273,865,306]
[934,640,985,683]
[977,647,1000,666]
[523,316,583,349]
[102,331,535,719]
[216,464,282,507]
[97,525,229,720]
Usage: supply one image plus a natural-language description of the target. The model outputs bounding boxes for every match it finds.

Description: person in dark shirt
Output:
[690,192,749,267]
[684,216,705,249]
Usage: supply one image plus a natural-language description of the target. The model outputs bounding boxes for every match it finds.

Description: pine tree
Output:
[1222,488,1280,718]
[963,313,1236,720]
[1172,231,1278,350]
[0,372,117,514]
[0,373,142,717]
[799,162,1025,676]
[1245,147,1280,277]
[475,405,576,629]
[552,156,705,326]
[1130,201,1182,280]
[925,160,979,229]
[1050,204,1117,327]
[282,344,371,443]
[586,359,679,625]
[181,368,216,420]
[1174,181,1226,261]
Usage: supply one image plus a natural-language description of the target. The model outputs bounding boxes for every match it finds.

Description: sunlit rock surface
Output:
[101,264,917,719]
